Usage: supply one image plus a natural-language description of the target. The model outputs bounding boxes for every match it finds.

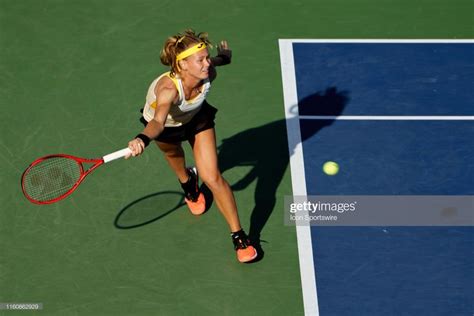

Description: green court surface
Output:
[0,1,471,315]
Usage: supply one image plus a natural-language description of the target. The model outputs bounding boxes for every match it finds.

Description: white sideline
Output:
[279,39,320,316]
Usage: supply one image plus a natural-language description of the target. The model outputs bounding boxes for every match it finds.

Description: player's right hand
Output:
[126,138,145,159]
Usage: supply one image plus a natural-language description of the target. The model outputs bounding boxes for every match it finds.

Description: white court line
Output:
[300,115,474,120]
[279,39,319,316]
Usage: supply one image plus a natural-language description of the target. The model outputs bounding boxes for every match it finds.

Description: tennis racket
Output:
[21,148,132,205]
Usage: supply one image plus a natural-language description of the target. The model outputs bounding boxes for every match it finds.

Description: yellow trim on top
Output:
[165,72,181,93]
[150,72,181,109]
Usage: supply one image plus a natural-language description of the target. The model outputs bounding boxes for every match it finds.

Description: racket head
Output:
[21,154,102,204]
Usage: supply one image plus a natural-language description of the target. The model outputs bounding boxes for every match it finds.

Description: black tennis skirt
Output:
[140,100,218,144]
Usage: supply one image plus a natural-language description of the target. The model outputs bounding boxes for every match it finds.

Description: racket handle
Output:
[103,148,132,163]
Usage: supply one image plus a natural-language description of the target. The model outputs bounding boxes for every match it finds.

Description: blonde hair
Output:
[160,29,211,77]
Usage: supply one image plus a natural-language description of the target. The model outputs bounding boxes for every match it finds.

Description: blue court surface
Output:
[280,40,473,316]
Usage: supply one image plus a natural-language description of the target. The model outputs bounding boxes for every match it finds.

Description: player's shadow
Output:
[214,87,349,262]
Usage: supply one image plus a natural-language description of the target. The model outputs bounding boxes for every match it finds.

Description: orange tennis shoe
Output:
[181,167,206,215]
[232,230,258,263]
[184,192,206,215]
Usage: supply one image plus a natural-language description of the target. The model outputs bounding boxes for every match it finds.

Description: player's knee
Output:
[201,171,225,190]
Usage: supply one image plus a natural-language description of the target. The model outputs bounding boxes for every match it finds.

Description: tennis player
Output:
[127,30,257,263]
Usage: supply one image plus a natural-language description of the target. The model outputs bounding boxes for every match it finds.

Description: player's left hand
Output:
[217,40,232,58]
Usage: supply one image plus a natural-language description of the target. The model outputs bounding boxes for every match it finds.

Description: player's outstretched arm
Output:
[126,85,176,158]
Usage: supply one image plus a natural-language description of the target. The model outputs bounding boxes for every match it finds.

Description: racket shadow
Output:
[114,191,186,229]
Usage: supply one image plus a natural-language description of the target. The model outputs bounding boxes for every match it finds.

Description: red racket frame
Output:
[21,154,105,205]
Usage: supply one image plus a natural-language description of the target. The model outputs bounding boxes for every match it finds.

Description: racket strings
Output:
[23,157,82,202]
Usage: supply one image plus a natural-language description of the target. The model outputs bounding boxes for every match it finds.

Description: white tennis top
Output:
[142,71,211,127]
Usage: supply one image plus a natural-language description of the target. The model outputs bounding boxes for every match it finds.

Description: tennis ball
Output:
[323,161,339,176]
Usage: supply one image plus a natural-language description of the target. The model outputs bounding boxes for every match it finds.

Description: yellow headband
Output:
[176,42,207,61]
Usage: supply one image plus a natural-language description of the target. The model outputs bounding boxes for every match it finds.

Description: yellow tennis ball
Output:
[323,161,339,175]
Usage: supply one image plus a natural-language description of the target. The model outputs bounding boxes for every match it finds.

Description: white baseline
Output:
[300,115,474,120]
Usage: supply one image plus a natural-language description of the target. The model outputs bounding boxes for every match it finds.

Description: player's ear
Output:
[178,60,187,71]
